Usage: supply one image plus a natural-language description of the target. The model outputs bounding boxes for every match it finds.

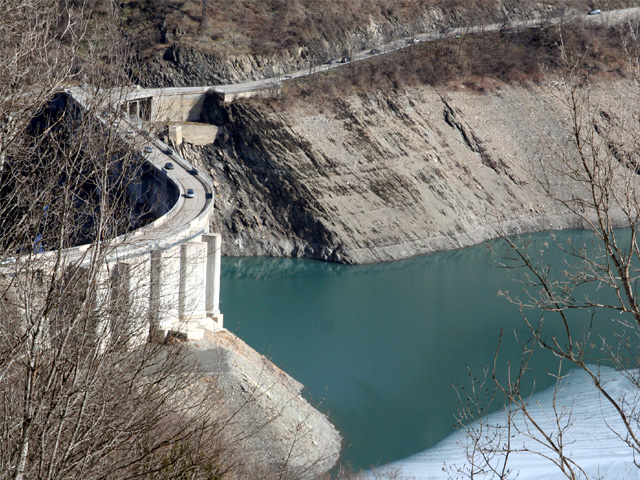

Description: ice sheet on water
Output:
[367,366,640,480]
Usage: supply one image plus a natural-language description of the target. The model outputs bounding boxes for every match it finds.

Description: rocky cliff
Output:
[178,79,636,264]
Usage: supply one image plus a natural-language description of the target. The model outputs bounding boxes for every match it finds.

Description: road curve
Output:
[67,86,215,261]
[58,6,640,260]
[122,7,640,103]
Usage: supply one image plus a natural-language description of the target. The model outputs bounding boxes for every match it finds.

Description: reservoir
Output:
[221,231,625,471]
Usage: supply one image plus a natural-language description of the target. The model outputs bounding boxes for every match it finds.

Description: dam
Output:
[2,86,225,342]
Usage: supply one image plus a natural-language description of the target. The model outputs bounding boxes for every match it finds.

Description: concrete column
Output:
[149,250,162,340]
[168,124,183,146]
[150,247,181,338]
[110,260,149,346]
[201,233,223,331]
[110,261,132,343]
[179,241,207,322]
[111,262,131,307]
[130,255,151,343]
[203,232,222,309]
[94,263,112,351]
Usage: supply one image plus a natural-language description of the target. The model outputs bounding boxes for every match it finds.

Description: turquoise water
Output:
[220,232,626,470]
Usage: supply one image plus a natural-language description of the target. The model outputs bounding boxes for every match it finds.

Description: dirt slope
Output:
[188,330,342,478]
[179,79,636,264]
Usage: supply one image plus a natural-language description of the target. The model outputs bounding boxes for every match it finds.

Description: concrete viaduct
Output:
[88,82,278,340]
[26,6,633,343]
[4,84,262,344]
[60,86,228,341]
[121,83,270,147]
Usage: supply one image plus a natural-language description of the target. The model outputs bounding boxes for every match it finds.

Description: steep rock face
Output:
[143,45,312,87]
[180,80,636,264]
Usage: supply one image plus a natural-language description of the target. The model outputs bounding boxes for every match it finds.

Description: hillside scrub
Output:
[273,20,640,105]
[122,0,640,76]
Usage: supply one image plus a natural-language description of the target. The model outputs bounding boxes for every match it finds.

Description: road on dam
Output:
[67,5,640,256]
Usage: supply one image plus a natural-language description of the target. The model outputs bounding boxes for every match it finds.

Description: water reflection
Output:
[221,244,481,280]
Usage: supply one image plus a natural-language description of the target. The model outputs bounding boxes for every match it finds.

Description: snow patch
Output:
[370,367,640,480]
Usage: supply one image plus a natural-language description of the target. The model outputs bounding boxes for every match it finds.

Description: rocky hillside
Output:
[178,79,637,264]
[127,0,640,86]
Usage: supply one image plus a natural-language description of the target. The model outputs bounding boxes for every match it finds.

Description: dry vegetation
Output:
[0,2,335,479]
[267,20,640,106]
[121,0,640,59]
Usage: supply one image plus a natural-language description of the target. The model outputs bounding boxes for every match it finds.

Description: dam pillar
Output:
[111,261,132,337]
[93,265,113,351]
[168,124,183,146]
[150,238,222,342]
[179,241,207,324]
[112,259,150,346]
[203,233,223,330]
[149,250,162,341]
[149,248,181,340]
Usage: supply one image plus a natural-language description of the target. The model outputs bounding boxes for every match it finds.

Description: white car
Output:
[186,188,195,198]
[588,9,601,15]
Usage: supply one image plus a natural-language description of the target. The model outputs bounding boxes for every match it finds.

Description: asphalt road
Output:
[128,7,640,99]
[139,138,212,242]
[75,5,640,253]
[69,86,214,253]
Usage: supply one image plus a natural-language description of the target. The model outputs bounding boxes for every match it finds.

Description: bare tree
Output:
[0,2,243,479]
[0,3,340,479]
[456,27,640,479]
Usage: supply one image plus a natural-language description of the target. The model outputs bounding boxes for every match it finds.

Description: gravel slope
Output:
[188,331,342,478]
[184,79,638,264]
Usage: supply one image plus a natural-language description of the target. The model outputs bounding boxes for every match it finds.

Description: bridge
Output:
[27,86,227,342]
[116,6,640,148]
[6,6,635,344]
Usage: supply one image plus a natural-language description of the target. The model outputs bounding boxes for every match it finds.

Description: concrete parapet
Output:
[216,88,273,104]
[150,247,181,339]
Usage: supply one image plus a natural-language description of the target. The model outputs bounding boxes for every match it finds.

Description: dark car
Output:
[164,162,174,170]
[368,48,379,54]
[186,188,195,198]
